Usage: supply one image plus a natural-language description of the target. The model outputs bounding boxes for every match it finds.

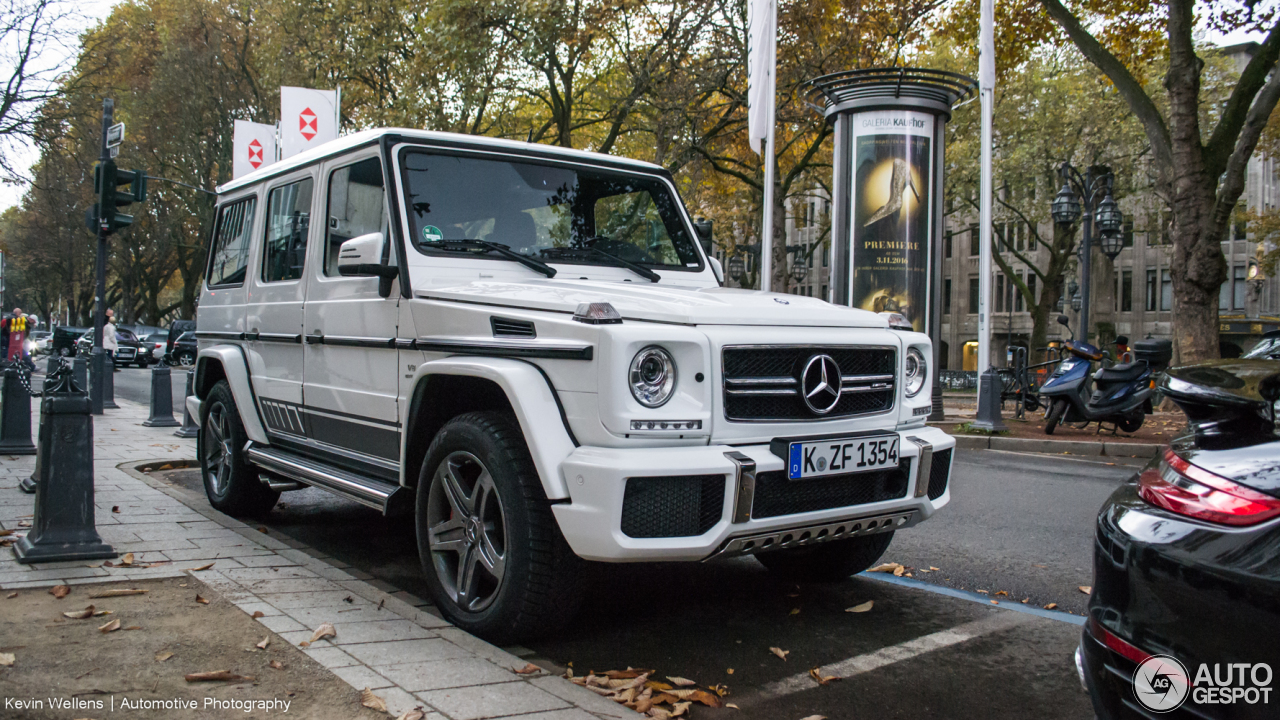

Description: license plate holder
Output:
[773,433,900,480]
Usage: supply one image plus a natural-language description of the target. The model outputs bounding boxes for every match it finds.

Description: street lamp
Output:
[728,255,745,282]
[1049,163,1121,341]
[790,258,808,284]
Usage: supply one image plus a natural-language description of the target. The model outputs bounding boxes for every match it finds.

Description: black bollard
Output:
[0,367,36,455]
[103,352,118,410]
[970,367,1008,432]
[12,366,117,563]
[142,365,180,427]
[89,349,105,414]
[46,356,60,376]
[73,356,87,394]
[175,370,198,438]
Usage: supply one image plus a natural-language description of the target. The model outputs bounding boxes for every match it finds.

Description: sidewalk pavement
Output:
[1,396,635,720]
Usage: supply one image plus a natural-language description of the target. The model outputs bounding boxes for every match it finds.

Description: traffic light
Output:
[92,160,146,233]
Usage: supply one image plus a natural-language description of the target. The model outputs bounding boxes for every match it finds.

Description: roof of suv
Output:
[217,128,667,195]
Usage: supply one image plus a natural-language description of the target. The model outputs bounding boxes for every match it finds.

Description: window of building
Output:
[262,178,314,283]
[1016,223,1025,252]
[1146,269,1158,311]
[207,196,257,287]
[1015,272,1024,312]
[1234,265,1246,309]
[996,274,1005,313]
[1220,272,1231,310]
[943,278,952,315]
[944,231,953,258]
[1027,274,1037,307]
[822,242,829,267]
[1233,211,1247,241]
[1122,220,1134,248]
[1160,269,1172,311]
[820,284,828,300]
[970,224,980,256]
[326,157,387,276]
[969,277,980,313]
[1121,270,1132,312]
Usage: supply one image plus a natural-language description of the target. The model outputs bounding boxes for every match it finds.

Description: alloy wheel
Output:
[426,451,508,613]
[203,403,233,496]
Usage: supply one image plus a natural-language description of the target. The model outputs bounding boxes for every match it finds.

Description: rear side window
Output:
[325,157,387,276]
[208,197,257,287]
[262,178,314,283]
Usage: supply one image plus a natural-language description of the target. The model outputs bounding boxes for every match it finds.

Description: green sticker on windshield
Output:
[422,225,443,242]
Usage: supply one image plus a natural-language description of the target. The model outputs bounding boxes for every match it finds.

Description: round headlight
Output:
[629,346,676,407]
[905,347,927,397]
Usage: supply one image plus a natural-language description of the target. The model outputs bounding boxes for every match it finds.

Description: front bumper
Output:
[552,425,954,561]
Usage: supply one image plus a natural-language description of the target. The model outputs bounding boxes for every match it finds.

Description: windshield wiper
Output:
[542,245,659,282]
[422,239,556,278]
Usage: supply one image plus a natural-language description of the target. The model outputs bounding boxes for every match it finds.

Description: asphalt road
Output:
[159,448,1144,719]
[101,364,191,416]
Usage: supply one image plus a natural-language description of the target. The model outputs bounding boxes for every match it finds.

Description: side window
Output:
[208,197,257,287]
[325,157,387,276]
[262,178,314,283]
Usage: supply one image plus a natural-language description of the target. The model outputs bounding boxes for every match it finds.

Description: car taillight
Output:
[1089,617,1150,665]
[1138,448,1280,526]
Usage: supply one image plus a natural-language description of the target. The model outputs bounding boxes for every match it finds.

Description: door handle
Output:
[244,329,260,341]
[305,333,324,344]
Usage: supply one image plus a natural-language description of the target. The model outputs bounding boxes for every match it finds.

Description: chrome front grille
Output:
[721,346,896,421]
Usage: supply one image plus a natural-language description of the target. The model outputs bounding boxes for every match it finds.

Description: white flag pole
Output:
[759,0,777,293]
[977,0,995,377]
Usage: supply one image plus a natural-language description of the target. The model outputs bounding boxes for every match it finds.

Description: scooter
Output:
[1039,315,1172,434]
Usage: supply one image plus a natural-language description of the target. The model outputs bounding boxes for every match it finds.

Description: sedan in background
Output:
[1078,360,1280,719]
[76,327,150,368]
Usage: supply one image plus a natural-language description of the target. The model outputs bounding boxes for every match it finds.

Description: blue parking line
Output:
[858,571,1087,626]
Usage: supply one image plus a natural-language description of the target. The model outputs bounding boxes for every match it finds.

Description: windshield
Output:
[1243,336,1280,359]
[399,150,702,270]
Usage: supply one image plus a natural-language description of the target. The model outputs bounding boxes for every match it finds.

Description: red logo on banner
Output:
[248,139,264,168]
[299,107,318,141]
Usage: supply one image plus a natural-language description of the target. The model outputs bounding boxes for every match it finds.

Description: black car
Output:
[168,330,196,367]
[1079,360,1280,719]
[76,327,150,367]
[52,326,89,357]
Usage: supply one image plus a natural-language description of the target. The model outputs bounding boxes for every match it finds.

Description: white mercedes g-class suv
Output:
[189,128,954,642]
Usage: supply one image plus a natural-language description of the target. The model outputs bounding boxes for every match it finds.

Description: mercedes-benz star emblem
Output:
[801,354,842,414]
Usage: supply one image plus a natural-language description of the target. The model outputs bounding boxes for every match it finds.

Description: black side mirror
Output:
[1056,314,1071,327]
[693,218,713,255]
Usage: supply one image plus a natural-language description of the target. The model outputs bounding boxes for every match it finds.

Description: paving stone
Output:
[255,614,308,634]
[327,619,436,645]
[285,604,400,628]
[301,646,359,668]
[235,577,344,595]
[255,590,375,610]
[529,675,644,718]
[376,658,520,692]
[346,638,474,667]
[417,681,571,720]
[509,710,605,720]
[230,600,283,618]
[329,664,396,690]
[232,554,300,567]
[220,566,320,582]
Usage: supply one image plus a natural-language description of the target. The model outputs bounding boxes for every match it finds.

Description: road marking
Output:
[751,611,1032,703]
[860,572,1087,626]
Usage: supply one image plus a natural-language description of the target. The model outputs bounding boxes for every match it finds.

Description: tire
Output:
[198,380,278,517]
[1045,399,1067,435]
[177,352,194,367]
[1118,413,1143,433]
[755,532,895,582]
[416,411,585,644]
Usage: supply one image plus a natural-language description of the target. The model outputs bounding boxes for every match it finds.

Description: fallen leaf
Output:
[269,660,283,670]
[769,647,790,661]
[251,611,264,619]
[867,562,903,574]
[257,526,268,534]
[121,552,135,565]
[98,619,121,633]
[93,610,111,616]
[789,608,800,615]
[111,506,120,513]
[667,676,696,687]
[395,709,426,720]
[1078,586,1093,594]
[798,716,828,720]
[671,701,692,717]
[726,668,734,675]
[256,637,270,650]
[995,591,1009,597]
[360,688,387,712]
[649,708,672,720]
[0,653,13,667]
[63,605,96,619]
[711,683,730,697]
[185,670,253,682]
[155,651,174,662]
[0,529,13,537]
[929,566,940,571]
[88,589,147,598]
[809,667,843,686]
[195,595,209,605]
[298,641,310,647]
[342,595,354,603]
[124,625,142,630]
[1021,598,1030,604]
[309,622,336,643]
[5,592,16,599]
[976,589,989,594]
[184,562,215,572]
[513,663,542,675]
[50,585,70,599]
[1044,603,1058,610]
[845,601,874,613]
[991,600,1000,605]
[726,703,740,709]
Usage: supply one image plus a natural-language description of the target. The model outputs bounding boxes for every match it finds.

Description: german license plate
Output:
[787,435,899,480]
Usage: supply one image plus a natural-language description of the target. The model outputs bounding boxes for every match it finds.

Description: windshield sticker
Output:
[422,225,443,242]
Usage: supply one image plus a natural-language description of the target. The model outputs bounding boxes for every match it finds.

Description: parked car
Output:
[168,331,196,366]
[135,330,168,363]
[1242,330,1280,360]
[187,128,953,643]
[1078,359,1280,718]
[27,330,52,356]
[163,320,197,365]
[52,326,89,357]
[76,327,149,367]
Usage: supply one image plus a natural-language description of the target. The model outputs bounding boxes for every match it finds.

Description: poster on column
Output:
[849,110,934,331]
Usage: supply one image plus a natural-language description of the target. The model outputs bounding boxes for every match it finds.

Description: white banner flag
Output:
[280,86,338,159]
[747,0,776,157]
[232,120,277,179]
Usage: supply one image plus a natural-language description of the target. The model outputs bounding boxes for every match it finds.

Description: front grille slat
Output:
[751,460,910,518]
[621,475,726,538]
[722,346,896,421]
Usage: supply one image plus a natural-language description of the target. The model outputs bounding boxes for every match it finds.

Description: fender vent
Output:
[927,449,952,500]
[621,475,726,538]
[490,316,536,338]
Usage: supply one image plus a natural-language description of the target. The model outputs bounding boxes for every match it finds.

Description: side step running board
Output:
[245,443,410,516]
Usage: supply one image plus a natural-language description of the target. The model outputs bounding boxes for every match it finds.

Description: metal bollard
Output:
[142,365,180,427]
[103,352,118,410]
[969,367,1008,432]
[46,356,59,376]
[175,370,198,438]
[12,365,117,563]
[0,367,36,455]
[73,356,87,394]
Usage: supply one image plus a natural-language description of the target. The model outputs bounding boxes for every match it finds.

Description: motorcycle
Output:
[1039,314,1172,434]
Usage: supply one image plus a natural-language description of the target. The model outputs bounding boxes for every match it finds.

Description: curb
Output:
[950,434,1162,458]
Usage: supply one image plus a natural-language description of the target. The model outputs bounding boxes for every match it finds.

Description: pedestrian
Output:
[3,308,30,365]
[103,309,119,372]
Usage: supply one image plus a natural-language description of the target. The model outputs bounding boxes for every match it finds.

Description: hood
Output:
[415,279,890,328]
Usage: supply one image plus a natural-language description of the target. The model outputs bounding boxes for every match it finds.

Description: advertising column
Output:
[848,110,935,332]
